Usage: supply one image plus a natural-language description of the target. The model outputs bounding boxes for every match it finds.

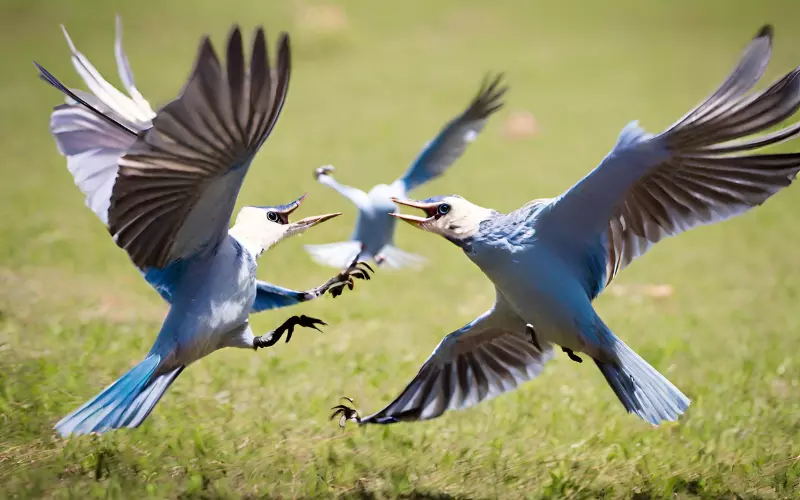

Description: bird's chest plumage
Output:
[170,239,256,361]
[353,186,400,252]
[469,228,593,350]
[202,241,256,330]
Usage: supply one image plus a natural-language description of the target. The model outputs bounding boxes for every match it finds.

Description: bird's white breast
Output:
[171,237,257,362]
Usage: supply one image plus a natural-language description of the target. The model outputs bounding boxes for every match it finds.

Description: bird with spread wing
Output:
[37,19,371,436]
[305,75,507,270]
[332,25,800,427]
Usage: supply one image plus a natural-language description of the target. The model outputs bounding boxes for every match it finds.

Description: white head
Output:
[229,193,340,257]
[389,195,494,246]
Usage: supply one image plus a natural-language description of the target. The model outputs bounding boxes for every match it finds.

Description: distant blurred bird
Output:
[332,25,800,427]
[305,75,507,269]
[37,19,371,436]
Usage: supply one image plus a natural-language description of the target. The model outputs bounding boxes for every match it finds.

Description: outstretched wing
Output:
[315,171,371,211]
[109,26,291,269]
[355,292,554,424]
[45,19,155,226]
[547,26,800,289]
[396,74,507,193]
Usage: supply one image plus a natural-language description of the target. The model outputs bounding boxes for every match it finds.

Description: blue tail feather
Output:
[55,355,183,436]
[594,335,690,425]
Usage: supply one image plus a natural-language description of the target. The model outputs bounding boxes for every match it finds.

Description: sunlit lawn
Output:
[1,0,800,498]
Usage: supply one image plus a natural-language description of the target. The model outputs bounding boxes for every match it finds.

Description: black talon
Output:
[323,259,373,298]
[255,315,326,349]
[329,397,360,428]
[329,281,347,298]
[526,324,542,352]
[562,347,583,363]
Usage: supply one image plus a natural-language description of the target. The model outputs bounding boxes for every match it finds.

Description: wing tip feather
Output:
[756,24,774,42]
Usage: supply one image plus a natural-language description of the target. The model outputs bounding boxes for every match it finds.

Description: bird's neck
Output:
[229,223,280,259]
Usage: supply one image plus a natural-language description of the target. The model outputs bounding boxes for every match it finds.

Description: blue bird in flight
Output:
[332,25,800,427]
[305,75,507,269]
[37,19,371,436]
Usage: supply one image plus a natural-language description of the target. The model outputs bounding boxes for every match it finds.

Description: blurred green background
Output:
[2,0,800,498]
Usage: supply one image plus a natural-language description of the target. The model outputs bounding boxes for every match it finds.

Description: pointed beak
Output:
[389,197,437,228]
[288,212,341,233]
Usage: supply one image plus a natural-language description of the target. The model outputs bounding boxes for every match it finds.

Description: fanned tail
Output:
[55,354,184,436]
[594,336,690,425]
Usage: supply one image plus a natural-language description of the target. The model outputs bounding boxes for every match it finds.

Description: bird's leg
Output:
[253,315,326,349]
[561,347,583,363]
[304,256,374,299]
[374,254,385,266]
[330,396,361,428]
[525,324,542,352]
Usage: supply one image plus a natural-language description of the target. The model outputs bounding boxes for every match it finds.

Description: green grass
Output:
[2,0,800,497]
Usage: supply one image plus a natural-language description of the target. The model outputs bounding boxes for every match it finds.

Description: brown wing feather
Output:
[109,26,291,269]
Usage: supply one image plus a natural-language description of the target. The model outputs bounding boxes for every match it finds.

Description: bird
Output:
[331,25,800,427]
[37,20,371,436]
[304,75,507,270]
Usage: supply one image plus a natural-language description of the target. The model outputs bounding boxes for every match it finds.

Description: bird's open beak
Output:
[285,212,340,237]
[389,198,438,228]
[290,212,341,232]
[275,193,341,235]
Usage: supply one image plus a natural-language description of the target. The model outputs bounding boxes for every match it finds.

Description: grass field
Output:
[2,0,800,498]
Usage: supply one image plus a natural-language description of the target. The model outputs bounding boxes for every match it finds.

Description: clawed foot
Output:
[253,315,326,349]
[325,256,374,298]
[525,324,542,352]
[330,396,361,428]
[331,260,374,298]
[305,257,374,300]
[562,347,583,363]
[314,165,336,180]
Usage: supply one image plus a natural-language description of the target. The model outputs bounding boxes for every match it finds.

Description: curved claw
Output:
[299,315,327,332]
[329,282,346,298]
[324,260,375,298]
[329,397,361,428]
[356,261,374,274]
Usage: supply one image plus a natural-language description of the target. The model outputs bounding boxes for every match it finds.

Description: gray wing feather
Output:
[44,19,154,225]
[61,23,154,126]
[357,293,554,424]
[110,27,291,269]
[113,15,155,117]
[540,26,800,287]
[397,74,507,192]
[603,28,800,286]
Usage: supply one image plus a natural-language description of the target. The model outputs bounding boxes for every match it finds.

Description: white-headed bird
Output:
[332,25,800,427]
[37,20,371,436]
[305,75,507,269]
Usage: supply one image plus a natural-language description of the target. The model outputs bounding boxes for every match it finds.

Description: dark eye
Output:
[267,211,280,222]
[437,204,451,216]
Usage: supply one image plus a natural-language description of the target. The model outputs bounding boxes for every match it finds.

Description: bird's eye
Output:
[438,204,451,216]
[267,211,280,222]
